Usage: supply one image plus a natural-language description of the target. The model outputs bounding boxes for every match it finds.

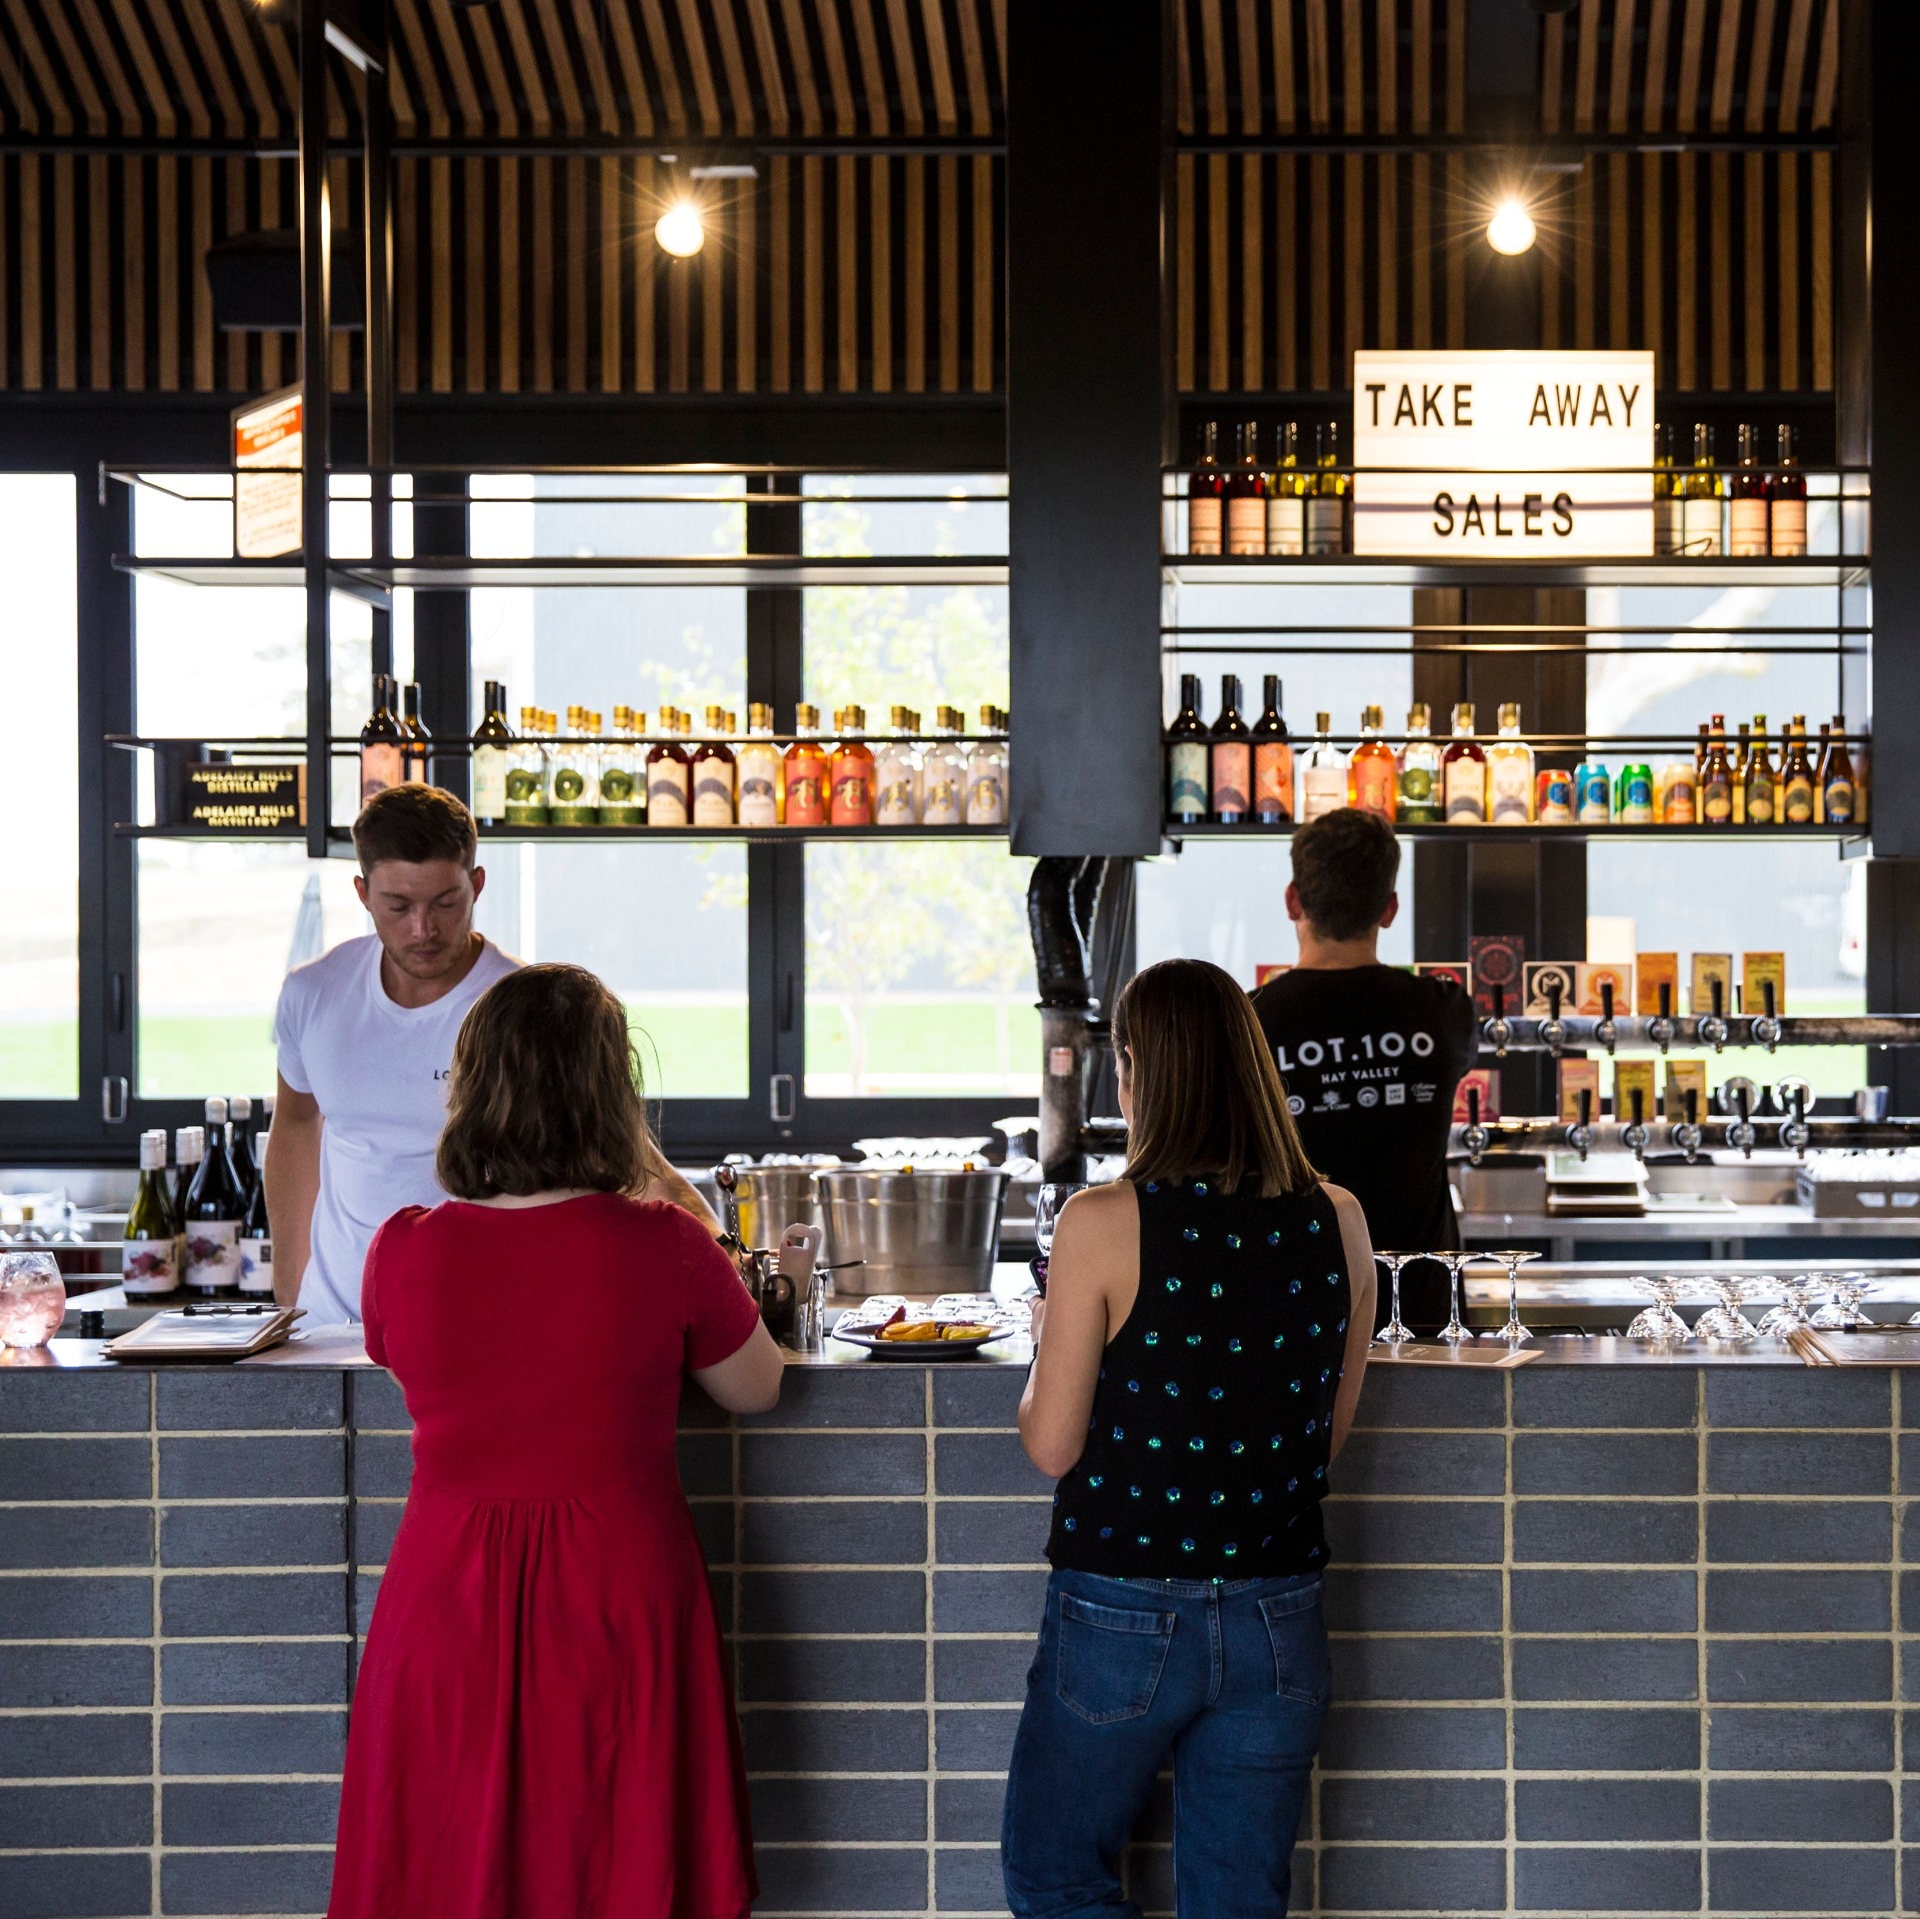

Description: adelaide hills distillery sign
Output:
[1351,350,1654,557]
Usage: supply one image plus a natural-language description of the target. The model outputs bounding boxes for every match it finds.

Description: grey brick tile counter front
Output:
[2,1356,1917,1917]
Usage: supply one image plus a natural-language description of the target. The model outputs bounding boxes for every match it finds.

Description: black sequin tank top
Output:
[1046,1176,1353,1581]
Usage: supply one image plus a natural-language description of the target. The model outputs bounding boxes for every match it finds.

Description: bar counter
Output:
[3,1337,1914,1919]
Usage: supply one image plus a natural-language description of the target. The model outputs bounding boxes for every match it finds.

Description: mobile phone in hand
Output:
[1028,1255,1048,1298]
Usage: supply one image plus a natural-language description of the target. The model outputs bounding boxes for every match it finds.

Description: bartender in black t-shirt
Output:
[1249,809,1478,1329]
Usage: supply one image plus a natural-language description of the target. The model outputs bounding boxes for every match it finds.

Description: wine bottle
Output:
[736,703,783,827]
[237,1131,273,1298]
[645,706,692,827]
[1653,422,1682,557]
[123,1130,182,1299]
[1300,713,1348,822]
[1729,425,1768,558]
[1251,675,1293,823]
[359,673,406,804]
[471,681,513,827]
[1166,675,1209,825]
[1266,424,1307,556]
[172,1125,202,1225]
[1769,424,1808,557]
[1188,422,1225,555]
[1307,422,1348,556]
[401,681,433,783]
[182,1097,246,1295]
[226,1094,258,1213]
[1210,675,1252,825]
[1442,703,1488,824]
[691,706,737,828]
[1681,424,1723,557]
[1226,421,1267,557]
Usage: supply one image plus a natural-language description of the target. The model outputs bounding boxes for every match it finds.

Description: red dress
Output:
[328,1194,762,1919]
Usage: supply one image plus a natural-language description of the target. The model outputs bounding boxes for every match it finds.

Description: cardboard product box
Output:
[1470,935,1525,1020]
[1741,951,1787,1017]
[1557,1058,1602,1122]
[1613,1058,1658,1125]
[1415,961,1472,994]
[1690,951,1734,1017]
[1636,952,1680,1016]
[1523,961,1580,1017]
[1577,961,1635,1017]
[1664,1059,1708,1124]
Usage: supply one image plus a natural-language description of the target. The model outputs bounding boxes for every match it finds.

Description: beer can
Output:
[1575,759,1612,824]
[1535,767,1575,824]
[1618,762,1655,824]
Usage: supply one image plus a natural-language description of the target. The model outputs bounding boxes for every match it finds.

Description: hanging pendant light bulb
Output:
[655,200,706,258]
[1486,199,1538,256]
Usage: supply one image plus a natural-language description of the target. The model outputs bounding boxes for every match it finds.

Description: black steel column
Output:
[1007,0,1167,857]
[299,0,332,857]
[412,481,469,801]
[364,14,395,681]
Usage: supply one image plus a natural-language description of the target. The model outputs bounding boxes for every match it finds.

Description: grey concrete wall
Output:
[1,1358,1914,1916]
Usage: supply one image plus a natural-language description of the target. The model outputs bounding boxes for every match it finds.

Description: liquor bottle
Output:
[1397,704,1443,824]
[1166,675,1209,825]
[646,706,692,827]
[1821,715,1856,825]
[1731,722,1751,824]
[1729,425,1769,558]
[736,703,782,826]
[874,707,923,826]
[1653,423,1682,556]
[1348,705,1397,820]
[1266,423,1307,556]
[920,707,968,826]
[1210,675,1253,824]
[401,682,432,783]
[1300,713,1348,822]
[505,706,551,826]
[471,681,513,827]
[122,1129,182,1299]
[1307,422,1348,556]
[830,707,877,826]
[1251,676,1293,823]
[1226,421,1267,556]
[1487,703,1534,824]
[1745,715,1777,824]
[598,706,644,825]
[689,706,737,828]
[237,1130,273,1298]
[1781,715,1816,823]
[1681,423,1723,557]
[172,1125,201,1226]
[182,1097,245,1295]
[783,704,831,827]
[359,672,406,803]
[1700,715,1735,824]
[1769,424,1808,557]
[550,707,600,826]
[1188,421,1225,555]
[966,708,1009,826]
[226,1095,258,1213]
[1442,703,1487,823]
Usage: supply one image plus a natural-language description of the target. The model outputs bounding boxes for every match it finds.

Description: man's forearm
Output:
[264,1127,322,1310]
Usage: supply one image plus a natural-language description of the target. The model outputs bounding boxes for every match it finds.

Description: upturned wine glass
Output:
[1373,1252,1416,1345]
[1625,1276,1691,1342]
[1754,1275,1816,1338]
[1695,1274,1759,1344]
[1488,1249,1543,1344]
[1809,1272,1877,1331]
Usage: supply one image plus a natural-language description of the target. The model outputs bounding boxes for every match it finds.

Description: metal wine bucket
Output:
[815,1168,1011,1297]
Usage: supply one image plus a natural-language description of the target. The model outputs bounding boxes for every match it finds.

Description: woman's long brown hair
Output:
[436,964,654,1200]
[1112,958,1319,1197]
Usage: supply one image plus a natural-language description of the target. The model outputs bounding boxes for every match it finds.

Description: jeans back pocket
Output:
[1056,1592,1176,1725]
[1258,1579,1331,1706]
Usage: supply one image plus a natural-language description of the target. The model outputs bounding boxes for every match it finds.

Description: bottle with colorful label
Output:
[1729,424,1769,557]
[966,708,1009,826]
[598,707,644,825]
[735,703,782,826]
[1487,703,1534,824]
[1442,703,1487,823]
[1781,716,1816,823]
[1820,714,1856,825]
[1300,712,1349,822]
[783,707,831,826]
[1210,675,1252,824]
[182,1098,245,1295]
[645,707,692,827]
[1167,675,1209,824]
[830,708,877,826]
[1397,704,1442,824]
[874,708,923,826]
[1251,676,1293,823]
[1226,422,1267,557]
[1744,715,1777,824]
[470,680,513,825]
[1307,421,1348,556]
[550,707,601,825]
[123,1129,182,1298]
[691,706,738,828]
[359,672,406,803]
[1188,421,1224,555]
[920,708,968,826]
[1769,424,1808,557]
[505,706,552,825]
[1348,705,1397,820]
[237,1129,273,1298]
[1699,715,1735,825]
[1265,424,1306,556]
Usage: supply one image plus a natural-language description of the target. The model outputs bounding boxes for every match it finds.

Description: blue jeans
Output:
[1001,1568,1329,1919]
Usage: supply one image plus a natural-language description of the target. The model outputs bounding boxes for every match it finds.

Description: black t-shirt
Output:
[1251,965,1478,1269]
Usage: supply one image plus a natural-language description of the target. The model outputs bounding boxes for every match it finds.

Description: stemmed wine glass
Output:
[1625,1276,1692,1343]
[1373,1253,1416,1346]
[1033,1183,1084,1260]
[1438,1250,1484,1345]
[1489,1249,1542,1344]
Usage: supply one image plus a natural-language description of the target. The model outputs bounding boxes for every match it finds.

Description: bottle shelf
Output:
[1162,556,1870,589]
[112,555,1009,591]
[1163,821,1869,846]
[116,823,1008,847]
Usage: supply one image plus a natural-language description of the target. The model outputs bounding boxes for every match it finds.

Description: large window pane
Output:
[474,844,748,1100]
[805,843,1037,1097]
[0,476,79,1097]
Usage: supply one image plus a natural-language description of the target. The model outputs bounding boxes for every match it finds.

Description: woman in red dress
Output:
[327,963,783,1919]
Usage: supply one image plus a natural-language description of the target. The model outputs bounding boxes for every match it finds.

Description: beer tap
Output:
[1649,981,1676,1056]
[1700,976,1730,1055]
[1726,1080,1758,1159]
[1566,1086,1594,1162]
[1671,1087,1703,1163]
[1751,978,1783,1054]
[1622,1086,1651,1160]
[1482,984,1513,1060]
[1462,1084,1491,1165]
[1594,979,1619,1057]
[1539,979,1568,1058]
[1778,1080,1812,1158]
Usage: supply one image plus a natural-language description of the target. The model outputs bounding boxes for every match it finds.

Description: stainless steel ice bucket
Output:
[727,1169,825,1250]
[815,1168,1011,1296]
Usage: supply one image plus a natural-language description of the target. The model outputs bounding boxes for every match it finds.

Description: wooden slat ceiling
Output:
[0,0,1837,397]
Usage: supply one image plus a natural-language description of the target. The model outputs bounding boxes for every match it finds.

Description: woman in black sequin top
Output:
[1001,958,1375,1919]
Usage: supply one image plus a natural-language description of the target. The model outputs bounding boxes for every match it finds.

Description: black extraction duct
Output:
[206,232,366,332]
[1028,856,1122,1180]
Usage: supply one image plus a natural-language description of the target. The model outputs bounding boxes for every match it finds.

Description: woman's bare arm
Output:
[1325,1183,1377,1461]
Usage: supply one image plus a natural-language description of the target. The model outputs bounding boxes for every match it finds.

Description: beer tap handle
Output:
[1597,980,1617,1055]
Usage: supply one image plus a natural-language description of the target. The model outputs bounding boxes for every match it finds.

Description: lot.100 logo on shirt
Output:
[1273,1029,1439,1116]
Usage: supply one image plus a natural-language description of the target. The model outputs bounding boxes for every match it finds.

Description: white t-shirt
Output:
[273,934,519,1323]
